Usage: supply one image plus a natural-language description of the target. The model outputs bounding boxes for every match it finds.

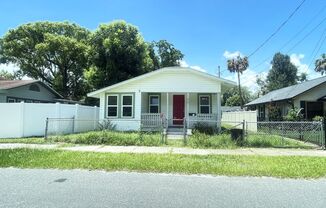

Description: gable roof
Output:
[87,66,236,97]
[246,76,326,106]
[0,80,63,98]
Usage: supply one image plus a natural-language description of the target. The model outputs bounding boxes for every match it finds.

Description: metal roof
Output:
[246,76,326,106]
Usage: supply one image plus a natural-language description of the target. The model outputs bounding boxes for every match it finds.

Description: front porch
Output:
[140,92,221,131]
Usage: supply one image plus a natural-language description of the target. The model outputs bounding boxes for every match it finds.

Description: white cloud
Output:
[290,54,309,74]
[290,53,320,79]
[179,60,206,72]
[223,51,244,59]
[0,63,20,73]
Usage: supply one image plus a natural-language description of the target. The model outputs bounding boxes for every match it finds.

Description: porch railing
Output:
[141,113,163,129]
[188,113,218,128]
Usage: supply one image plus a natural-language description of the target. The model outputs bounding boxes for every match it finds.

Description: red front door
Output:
[173,95,185,125]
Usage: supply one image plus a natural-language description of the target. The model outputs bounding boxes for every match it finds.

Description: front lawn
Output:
[1,148,325,178]
[0,130,314,149]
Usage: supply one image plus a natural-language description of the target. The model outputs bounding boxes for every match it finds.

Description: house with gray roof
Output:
[0,79,63,103]
[246,76,326,120]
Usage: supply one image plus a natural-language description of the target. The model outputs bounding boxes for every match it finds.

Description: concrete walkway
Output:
[1,143,326,157]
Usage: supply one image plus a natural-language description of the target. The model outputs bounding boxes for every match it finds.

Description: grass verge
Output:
[1,149,326,178]
[0,130,314,149]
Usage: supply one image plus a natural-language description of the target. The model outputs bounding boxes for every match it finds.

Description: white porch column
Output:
[186,93,190,127]
[166,92,169,123]
[135,91,142,128]
[217,92,221,130]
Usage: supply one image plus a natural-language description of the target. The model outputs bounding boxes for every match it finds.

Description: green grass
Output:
[50,131,162,146]
[244,135,313,149]
[187,132,313,149]
[1,148,326,178]
[0,130,314,149]
[0,137,47,144]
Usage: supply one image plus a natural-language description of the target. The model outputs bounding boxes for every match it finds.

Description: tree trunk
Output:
[237,71,244,108]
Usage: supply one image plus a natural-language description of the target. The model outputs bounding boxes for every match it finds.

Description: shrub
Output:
[283,107,303,121]
[312,116,324,122]
[97,120,116,131]
[192,122,217,135]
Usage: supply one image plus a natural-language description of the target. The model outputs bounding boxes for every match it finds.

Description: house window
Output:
[107,95,118,117]
[149,95,160,113]
[199,95,210,114]
[121,94,133,117]
[29,84,40,92]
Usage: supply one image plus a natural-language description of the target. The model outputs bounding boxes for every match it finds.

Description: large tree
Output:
[222,86,252,106]
[86,20,154,90]
[315,53,326,75]
[265,52,298,92]
[227,55,249,108]
[0,69,22,80]
[148,40,184,69]
[0,22,90,99]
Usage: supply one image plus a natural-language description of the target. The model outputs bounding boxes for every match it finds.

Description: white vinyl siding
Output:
[121,94,133,118]
[106,69,222,93]
[107,95,118,118]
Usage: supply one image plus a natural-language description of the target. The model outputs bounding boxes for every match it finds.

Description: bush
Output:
[51,131,161,146]
[192,122,217,135]
[283,107,303,121]
[312,116,324,122]
[97,120,116,131]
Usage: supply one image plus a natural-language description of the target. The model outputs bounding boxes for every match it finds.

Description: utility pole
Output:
[218,65,220,78]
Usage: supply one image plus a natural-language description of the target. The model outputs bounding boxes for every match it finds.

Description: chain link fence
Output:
[44,117,325,148]
[246,121,324,147]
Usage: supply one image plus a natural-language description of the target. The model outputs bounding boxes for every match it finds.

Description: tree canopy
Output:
[0,21,90,99]
[0,20,185,101]
[0,69,22,80]
[148,40,184,69]
[222,86,252,106]
[86,21,153,90]
[315,53,326,75]
[265,52,298,92]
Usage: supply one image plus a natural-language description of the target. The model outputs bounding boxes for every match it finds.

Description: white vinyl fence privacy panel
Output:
[0,103,99,138]
[222,111,257,132]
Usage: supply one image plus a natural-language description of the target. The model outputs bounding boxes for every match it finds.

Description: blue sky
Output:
[0,0,325,91]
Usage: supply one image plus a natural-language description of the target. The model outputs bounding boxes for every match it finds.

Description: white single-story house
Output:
[88,66,236,131]
[246,76,326,121]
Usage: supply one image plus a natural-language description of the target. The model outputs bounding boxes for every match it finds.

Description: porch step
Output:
[167,134,184,140]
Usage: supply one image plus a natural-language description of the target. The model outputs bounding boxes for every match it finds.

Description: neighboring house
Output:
[246,76,326,121]
[88,66,236,131]
[0,79,63,103]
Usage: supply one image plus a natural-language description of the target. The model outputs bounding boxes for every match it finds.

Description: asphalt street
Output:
[0,168,325,208]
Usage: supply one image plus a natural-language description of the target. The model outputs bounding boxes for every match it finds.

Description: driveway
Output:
[0,168,325,208]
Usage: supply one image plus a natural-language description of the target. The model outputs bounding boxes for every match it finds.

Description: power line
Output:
[251,5,326,70]
[307,30,326,70]
[247,0,306,58]
[286,16,326,53]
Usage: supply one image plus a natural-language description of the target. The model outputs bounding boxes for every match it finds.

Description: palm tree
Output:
[227,55,249,108]
[315,54,326,75]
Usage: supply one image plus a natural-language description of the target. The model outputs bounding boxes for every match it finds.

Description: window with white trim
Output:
[199,95,210,114]
[149,95,160,113]
[121,94,133,117]
[107,95,118,117]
